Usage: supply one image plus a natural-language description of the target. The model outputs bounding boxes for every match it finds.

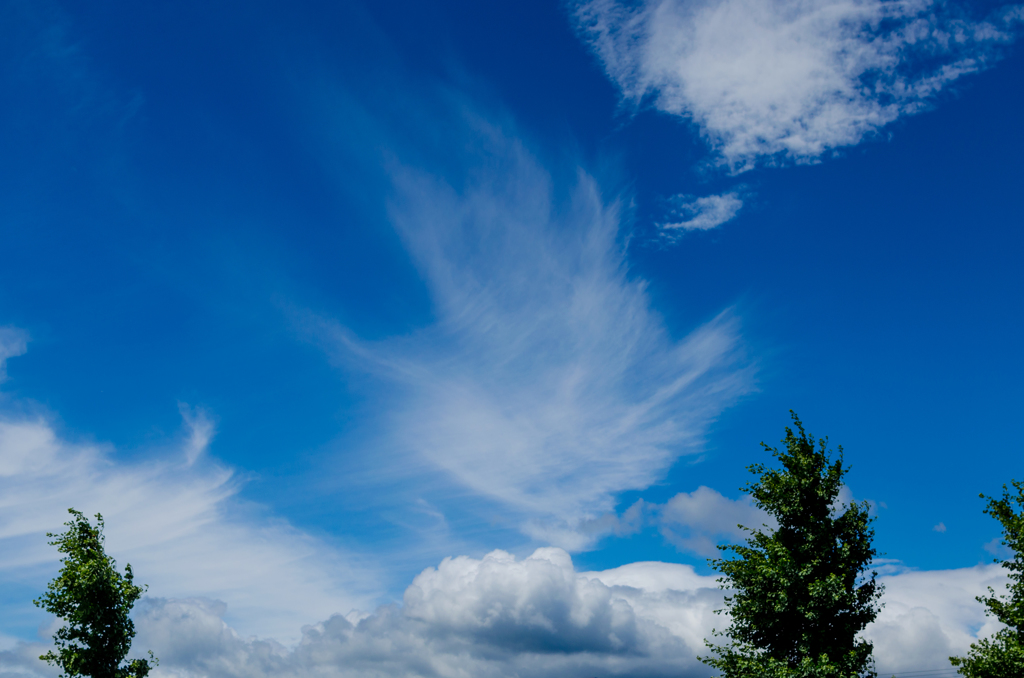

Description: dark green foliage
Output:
[949,480,1024,677]
[34,509,156,678]
[702,413,882,678]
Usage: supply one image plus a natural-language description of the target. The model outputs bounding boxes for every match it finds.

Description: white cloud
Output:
[2,547,722,678]
[655,482,879,559]
[867,563,1008,674]
[574,0,1024,170]
[0,327,29,383]
[305,123,753,550]
[177,403,215,467]
[1,547,1008,678]
[658,485,775,556]
[651,484,881,558]
[0,412,377,643]
[403,547,715,657]
[661,192,744,233]
[934,521,948,533]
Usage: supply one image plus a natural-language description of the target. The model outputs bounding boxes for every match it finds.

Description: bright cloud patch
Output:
[308,126,753,549]
[0,413,376,643]
[867,563,1009,674]
[3,547,723,678]
[574,0,1024,169]
[661,192,744,233]
[658,486,775,556]
[2,547,1008,678]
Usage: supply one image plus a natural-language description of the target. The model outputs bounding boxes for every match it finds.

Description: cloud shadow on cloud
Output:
[2,545,1010,678]
[5,547,725,678]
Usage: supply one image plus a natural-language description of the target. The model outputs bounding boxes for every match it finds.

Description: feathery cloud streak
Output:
[311,123,753,549]
[660,192,745,233]
[0,327,29,383]
[574,0,1024,170]
[0,399,376,643]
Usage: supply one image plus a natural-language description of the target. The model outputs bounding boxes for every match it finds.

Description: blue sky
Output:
[1,0,1022,676]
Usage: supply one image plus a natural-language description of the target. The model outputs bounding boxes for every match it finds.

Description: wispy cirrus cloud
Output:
[0,351,377,642]
[0,327,29,383]
[304,120,754,550]
[177,403,215,467]
[984,536,1012,559]
[574,0,1024,170]
[660,191,745,234]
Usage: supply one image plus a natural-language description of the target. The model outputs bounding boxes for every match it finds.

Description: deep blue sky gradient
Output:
[1,0,1022,602]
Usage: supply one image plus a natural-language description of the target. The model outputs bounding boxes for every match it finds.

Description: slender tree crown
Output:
[702,412,882,678]
[34,509,156,678]
[949,479,1024,677]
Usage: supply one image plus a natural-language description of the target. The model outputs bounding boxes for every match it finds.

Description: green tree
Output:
[702,412,882,678]
[949,480,1024,677]
[34,509,156,678]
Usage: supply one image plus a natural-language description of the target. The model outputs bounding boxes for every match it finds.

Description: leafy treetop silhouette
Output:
[34,509,156,678]
[702,412,882,678]
[950,480,1024,677]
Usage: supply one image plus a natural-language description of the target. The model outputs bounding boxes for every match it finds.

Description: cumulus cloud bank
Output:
[0,399,376,643]
[3,547,721,678]
[867,563,1009,673]
[310,124,753,549]
[3,546,1007,678]
[574,0,1024,169]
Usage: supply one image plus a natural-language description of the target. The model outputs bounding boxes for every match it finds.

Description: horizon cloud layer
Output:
[3,546,1009,678]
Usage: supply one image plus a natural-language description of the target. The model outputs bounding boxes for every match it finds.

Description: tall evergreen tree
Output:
[702,413,882,678]
[949,480,1024,677]
[34,509,156,678]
